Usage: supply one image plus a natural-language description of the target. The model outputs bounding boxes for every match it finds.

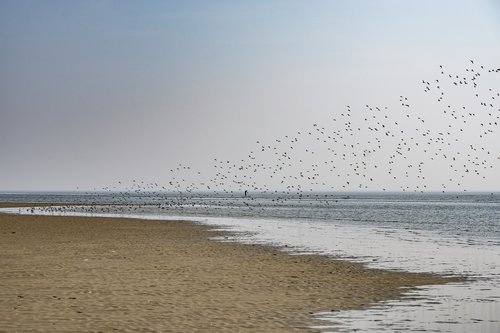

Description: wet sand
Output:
[0,204,459,332]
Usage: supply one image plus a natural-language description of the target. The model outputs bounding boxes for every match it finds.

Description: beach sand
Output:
[0,204,459,332]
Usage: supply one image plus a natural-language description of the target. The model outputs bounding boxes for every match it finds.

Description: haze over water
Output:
[2,1,500,192]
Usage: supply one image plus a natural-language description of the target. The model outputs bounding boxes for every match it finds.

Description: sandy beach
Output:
[0,204,459,332]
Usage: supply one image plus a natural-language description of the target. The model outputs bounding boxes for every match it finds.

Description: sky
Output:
[1,0,500,192]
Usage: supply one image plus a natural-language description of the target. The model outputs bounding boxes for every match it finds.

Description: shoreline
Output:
[0,203,461,332]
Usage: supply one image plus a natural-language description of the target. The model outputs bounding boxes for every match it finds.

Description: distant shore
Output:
[0,203,459,332]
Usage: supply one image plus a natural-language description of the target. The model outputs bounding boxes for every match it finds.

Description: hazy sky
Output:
[1,0,500,192]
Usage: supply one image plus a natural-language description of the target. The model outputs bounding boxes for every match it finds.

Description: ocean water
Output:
[1,191,499,332]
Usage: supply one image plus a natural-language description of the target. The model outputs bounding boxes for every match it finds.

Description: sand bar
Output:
[0,203,460,332]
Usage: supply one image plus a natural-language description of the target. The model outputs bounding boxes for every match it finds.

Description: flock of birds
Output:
[41,61,500,215]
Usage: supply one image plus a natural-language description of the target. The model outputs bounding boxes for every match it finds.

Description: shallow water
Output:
[1,192,499,332]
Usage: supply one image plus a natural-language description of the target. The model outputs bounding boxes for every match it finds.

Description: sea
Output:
[1,191,499,332]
